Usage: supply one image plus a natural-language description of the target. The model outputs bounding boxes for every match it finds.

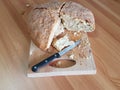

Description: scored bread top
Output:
[34,1,65,13]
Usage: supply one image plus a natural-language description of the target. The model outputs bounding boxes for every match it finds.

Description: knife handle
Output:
[32,53,60,72]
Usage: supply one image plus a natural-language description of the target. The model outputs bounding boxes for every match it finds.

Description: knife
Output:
[31,40,81,72]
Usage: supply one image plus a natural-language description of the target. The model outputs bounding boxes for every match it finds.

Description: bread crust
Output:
[28,8,59,50]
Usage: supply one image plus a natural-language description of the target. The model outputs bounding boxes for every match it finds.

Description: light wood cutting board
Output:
[27,34,96,77]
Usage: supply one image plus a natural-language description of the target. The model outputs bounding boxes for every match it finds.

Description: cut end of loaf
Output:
[53,35,74,51]
[61,15,94,32]
[47,18,62,49]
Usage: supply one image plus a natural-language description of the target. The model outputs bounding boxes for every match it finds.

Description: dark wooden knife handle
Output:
[32,53,60,72]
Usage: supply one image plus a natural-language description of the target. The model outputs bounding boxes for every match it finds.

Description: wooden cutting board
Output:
[27,33,96,77]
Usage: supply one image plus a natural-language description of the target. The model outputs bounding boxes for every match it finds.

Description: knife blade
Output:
[31,40,81,72]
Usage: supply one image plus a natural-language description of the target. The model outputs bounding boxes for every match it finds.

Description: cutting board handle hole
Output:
[49,59,76,68]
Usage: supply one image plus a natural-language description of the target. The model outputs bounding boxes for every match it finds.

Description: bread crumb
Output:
[69,54,74,59]
[74,32,77,36]
[78,44,81,48]
[26,3,30,7]
[57,61,62,65]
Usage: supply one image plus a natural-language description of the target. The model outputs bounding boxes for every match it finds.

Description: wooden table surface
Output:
[0,0,120,90]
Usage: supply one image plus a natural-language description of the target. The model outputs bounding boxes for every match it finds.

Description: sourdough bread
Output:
[28,1,95,53]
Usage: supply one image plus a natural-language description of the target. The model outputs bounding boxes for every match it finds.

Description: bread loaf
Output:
[28,1,95,53]
[28,6,63,51]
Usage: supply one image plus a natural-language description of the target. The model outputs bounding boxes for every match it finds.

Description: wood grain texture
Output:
[0,0,120,90]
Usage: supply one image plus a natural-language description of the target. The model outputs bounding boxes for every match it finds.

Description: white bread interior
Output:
[47,18,62,49]
[53,34,74,51]
[61,15,93,32]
